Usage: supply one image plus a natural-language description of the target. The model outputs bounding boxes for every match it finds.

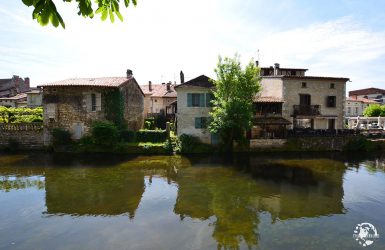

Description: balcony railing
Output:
[293,105,321,116]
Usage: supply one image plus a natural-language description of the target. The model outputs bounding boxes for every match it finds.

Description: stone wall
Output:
[120,79,144,130]
[0,123,43,149]
[250,139,287,148]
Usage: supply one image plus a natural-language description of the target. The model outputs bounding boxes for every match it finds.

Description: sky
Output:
[1,0,385,92]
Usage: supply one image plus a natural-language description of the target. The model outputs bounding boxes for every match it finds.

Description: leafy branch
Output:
[22,0,137,28]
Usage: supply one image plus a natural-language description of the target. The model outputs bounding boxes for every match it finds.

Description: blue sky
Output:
[1,0,385,92]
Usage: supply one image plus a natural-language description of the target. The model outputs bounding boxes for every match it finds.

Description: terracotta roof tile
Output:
[0,93,27,100]
[254,96,284,103]
[262,75,350,81]
[349,87,385,96]
[347,97,379,104]
[39,77,132,88]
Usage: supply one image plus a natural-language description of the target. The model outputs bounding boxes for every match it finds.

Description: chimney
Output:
[167,81,171,91]
[274,63,280,76]
[255,61,259,67]
[126,69,133,78]
[24,77,30,90]
[148,81,152,92]
[180,71,185,84]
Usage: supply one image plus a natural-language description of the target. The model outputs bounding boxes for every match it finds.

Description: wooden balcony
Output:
[293,105,321,116]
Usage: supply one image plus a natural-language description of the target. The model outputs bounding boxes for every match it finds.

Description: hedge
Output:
[136,129,168,143]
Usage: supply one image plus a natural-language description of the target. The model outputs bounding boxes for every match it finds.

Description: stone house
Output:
[26,88,43,108]
[349,87,385,104]
[140,81,177,118]
[40,70,144,143]
[345,97,378,117]
[259,63,349,130]
[174,75,215,144]
[0,75,30,97]
[0,93,27,108]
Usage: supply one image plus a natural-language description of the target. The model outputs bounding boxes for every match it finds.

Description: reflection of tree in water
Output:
[174,156,347,250]
[174,168,260,250]
[0,176,45,191]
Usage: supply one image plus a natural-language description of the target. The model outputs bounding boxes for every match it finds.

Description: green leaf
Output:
[22,0,34,7]
[109,8,115,23]
[95,6,104,14]
[116,11,123,22]
[101,8,108,21]
[50,13,59,27]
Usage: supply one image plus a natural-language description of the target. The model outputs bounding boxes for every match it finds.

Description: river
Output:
[0,152,384,249]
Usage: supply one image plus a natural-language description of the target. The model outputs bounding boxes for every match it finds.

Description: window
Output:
[348,107,351,114]
[355,107,358,114]
[187,93,206,107]
[301,82,307,88]
[326,96,336,107]
[206,93,214,107]
[299,94,311,105]
[91,93,96,111]
[330,83,335,89]
[195,117,208,129]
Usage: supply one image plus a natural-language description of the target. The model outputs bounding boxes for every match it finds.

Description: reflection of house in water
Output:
[45,169,145,218]
[173,156,346,249]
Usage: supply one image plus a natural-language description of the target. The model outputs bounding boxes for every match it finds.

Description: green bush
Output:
[136,129,168,143]
[344,137,376,151]
[154,115,167,129]
[91,121,119,147]
[0,107,43,123]
[52,128,72,147]
[163,139,174,154]
[177,134,201,153]
[144,118,155,130]
[120,130,136,142]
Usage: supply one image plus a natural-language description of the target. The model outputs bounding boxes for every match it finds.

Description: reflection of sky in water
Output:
[0,153,384,250]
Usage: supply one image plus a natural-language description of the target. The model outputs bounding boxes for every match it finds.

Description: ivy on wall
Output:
[102,89,126,130]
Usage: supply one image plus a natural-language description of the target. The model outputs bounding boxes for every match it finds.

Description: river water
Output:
[0,152,384,250]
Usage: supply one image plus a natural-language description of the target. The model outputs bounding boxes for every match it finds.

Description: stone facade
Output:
[42,77,144,144]
[26,89,43,107]
[260,64,348,130]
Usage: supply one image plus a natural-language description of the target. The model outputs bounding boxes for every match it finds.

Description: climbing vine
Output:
[102,89,126,130]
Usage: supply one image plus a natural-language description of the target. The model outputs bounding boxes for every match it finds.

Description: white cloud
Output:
[1,1,385,91]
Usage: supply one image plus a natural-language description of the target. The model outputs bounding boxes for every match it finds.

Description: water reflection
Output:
[0,153,384,250]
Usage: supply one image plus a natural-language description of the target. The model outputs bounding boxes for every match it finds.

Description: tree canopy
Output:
[363,104,385,117]
[21,0,137,28]
[209,55,261,151]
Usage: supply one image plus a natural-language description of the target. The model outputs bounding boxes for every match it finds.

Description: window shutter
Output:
[187,93,192,107]
[206,93,213,107]
[200,94,205,107]
[195,117,200,128]
[96,93,102,111]
[84,93,92,112]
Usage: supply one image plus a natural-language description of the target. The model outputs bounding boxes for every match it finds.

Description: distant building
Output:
[26,88,43,108]
[0,75,30,98]
[174,75,215,144]
[259,63,349,130]
[140,81,177,118]
[39,70,144,143]
[0,93,27,108]
[345,97,378,117]
[349,87,385,104]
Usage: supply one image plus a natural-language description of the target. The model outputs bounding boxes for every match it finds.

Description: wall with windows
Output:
[176,87,213,143]
[283,79,346,129]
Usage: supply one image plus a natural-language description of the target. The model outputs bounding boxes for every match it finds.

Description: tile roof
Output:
[254,96,284,103]
[39,77,133,88]
[139,83,177,98]
[349,88,385,96]
[346,97,379,104]
[0,93,27,100]
[174,75,214,89]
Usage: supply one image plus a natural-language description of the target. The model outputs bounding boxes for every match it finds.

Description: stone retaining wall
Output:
[0,123,44,150]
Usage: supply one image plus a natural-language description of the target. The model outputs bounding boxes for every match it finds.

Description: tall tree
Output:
[21,0,137,28]
[363,104,385,117]
[209,55,261,151]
